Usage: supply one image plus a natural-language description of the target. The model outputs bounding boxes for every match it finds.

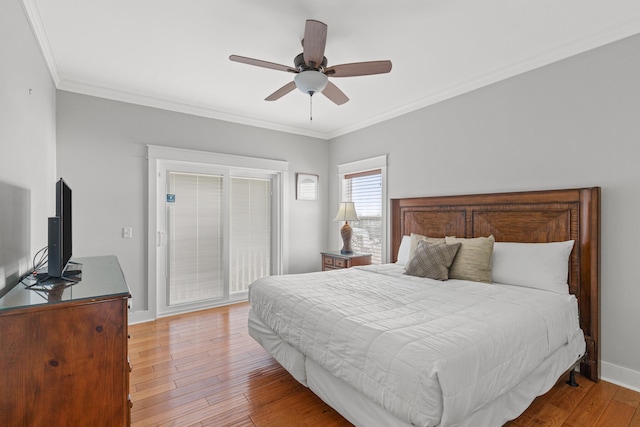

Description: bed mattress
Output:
[249,264,585,427]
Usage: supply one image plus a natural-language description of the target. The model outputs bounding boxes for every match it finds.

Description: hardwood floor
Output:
[129,302,640,427]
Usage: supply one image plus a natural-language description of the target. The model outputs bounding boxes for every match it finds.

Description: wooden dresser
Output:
[321,251,372,271]
[0,255,132,427]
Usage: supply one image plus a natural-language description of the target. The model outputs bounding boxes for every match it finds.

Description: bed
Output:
[248,187,600,427]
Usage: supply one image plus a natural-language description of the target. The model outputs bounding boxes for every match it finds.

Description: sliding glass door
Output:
[157,163,276,316]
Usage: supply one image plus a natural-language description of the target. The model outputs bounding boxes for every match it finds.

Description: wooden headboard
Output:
[390,187,600,381]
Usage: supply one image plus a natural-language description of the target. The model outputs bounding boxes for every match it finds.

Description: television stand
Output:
[29,261,83,289]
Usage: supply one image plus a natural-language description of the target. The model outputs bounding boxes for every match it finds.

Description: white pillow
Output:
[491,241,575,293]
[396,235,411,266]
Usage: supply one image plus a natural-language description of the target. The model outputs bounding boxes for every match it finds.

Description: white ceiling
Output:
[24,0,640,140]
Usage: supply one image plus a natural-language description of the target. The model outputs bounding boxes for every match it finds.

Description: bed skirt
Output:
[248,309,585,427]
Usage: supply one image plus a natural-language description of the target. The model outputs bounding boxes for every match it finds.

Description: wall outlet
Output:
[122,227,133,239]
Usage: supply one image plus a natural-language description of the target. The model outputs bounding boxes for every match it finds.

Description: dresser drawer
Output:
[334,258,347,268]
[321,252,371,271]
[323,255,335,268]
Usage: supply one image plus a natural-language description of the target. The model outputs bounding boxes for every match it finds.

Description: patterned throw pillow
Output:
[445,235,495,283]
[404,241,462,280]
[408,233,446,260]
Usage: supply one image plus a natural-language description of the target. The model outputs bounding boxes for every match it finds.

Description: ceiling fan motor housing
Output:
[294,53,328,71]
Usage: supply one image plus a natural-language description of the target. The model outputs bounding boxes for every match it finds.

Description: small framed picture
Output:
[296,173,318,201]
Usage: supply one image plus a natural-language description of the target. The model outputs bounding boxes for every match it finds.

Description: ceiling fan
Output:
[229,19,392,107]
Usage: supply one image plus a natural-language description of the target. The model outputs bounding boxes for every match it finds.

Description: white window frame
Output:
[140,145,289,322]
[336,155,388,263]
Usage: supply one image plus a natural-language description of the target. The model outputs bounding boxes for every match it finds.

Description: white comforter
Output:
[249,264,583,426]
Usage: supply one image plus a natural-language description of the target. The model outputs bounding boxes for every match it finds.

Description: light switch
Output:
[122,227,133,239]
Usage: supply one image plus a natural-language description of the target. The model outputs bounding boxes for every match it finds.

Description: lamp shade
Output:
[333,202,359,222]
[294,71,328,95]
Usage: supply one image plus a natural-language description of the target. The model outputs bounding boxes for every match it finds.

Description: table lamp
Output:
[333,202,359,254]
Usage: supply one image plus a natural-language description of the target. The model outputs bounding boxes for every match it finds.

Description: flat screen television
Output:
[47,178,73,278]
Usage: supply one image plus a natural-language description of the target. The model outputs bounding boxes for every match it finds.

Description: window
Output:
[338,156,387,264]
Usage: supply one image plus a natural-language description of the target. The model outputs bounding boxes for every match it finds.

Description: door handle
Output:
[157,230,167,247]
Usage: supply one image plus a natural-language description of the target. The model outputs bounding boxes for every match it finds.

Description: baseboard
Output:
[127,296,249,325]
[128,309,155,325]
[601,361,640,392]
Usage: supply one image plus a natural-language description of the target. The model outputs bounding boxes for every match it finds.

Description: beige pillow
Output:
[445,235,495,283]
[409,233,445,261]
[404,241,462,281]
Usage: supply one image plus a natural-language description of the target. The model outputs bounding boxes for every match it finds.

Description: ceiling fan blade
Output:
[265,81,297,101]
[325,60,392,77]
[302,20,327,69]
[229,55,296,73]
[322,81,349,105]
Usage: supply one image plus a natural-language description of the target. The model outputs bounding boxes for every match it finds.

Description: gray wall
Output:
[5,0,638,392]
[328,34,640,389]
[56,92,329,319]
[0,0,56,294]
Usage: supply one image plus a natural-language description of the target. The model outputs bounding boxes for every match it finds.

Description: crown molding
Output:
[22,0,61,86]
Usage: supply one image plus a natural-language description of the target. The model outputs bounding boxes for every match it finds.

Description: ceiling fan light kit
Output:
[229,19,392,116]
[294,71,328,95]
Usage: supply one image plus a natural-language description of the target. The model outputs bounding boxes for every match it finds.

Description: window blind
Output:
[168,172,224,305]
[342,169,382,264]
[230,177,271,293]
[167,173,273,304]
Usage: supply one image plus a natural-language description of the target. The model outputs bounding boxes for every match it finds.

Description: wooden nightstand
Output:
[321,251,372,271]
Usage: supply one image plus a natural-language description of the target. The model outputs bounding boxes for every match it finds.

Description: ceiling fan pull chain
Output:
[310,94,313,122]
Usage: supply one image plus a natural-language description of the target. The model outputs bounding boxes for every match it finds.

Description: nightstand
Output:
[321,251,372,271]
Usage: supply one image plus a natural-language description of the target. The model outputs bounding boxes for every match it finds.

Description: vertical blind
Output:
[342,169,382,264]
